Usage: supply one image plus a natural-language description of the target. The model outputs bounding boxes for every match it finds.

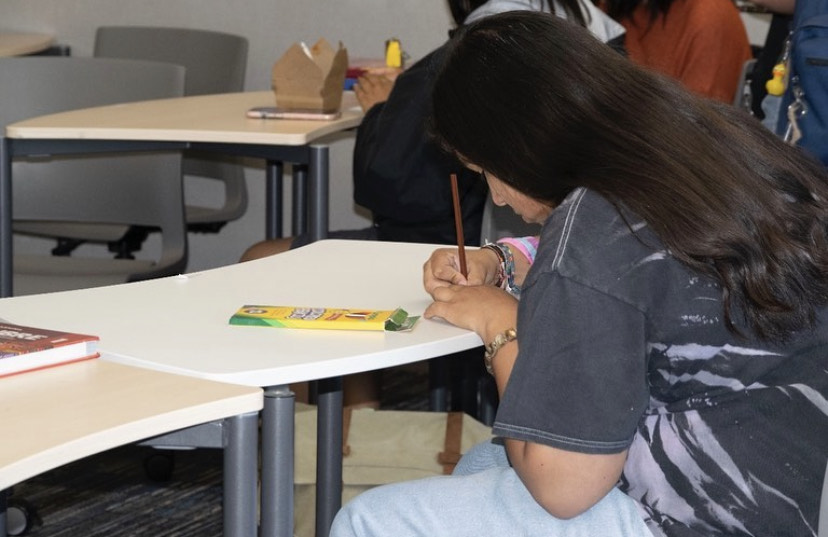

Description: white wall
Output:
[3,3,771,272]
[1,0,454,271]
[740,11,772,47]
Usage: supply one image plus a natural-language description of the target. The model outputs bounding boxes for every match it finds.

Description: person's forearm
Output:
[496,236,538,287]
[750,0,795,14]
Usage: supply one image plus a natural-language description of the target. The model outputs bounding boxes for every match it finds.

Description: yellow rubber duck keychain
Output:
[766,62,787,96]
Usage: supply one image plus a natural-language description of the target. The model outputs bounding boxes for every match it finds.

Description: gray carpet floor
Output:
[10,362,435,537]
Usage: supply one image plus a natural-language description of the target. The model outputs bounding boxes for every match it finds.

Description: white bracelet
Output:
[483,328,517,375]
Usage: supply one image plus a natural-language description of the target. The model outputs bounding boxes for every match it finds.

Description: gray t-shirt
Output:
[493,188,828,537]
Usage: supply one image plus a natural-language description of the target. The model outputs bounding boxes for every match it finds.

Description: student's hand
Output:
[424,284,517,340]
[423,247,501,293]
[354,73,395,112]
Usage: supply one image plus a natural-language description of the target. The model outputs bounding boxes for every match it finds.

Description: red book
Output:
[0,322,99,378]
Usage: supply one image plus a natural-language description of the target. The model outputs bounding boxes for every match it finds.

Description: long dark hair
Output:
[431,11,828,342]
[447,0,588,27]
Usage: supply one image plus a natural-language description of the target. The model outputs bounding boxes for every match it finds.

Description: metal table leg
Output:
[315,377,343,537]
[307,145,329,243]
[1,138,13,298]
[266,161,284,240]
[0,489,7,537]
[260,385,295,537]
[292,164,307,237]
[224,411,260,537]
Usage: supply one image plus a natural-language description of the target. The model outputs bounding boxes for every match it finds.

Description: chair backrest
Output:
[0,56,185,128]
[94,26,250,228]
[93,26,247,96]
[733,58,758,110]
[0,57,188,287]
[479,196,541,245]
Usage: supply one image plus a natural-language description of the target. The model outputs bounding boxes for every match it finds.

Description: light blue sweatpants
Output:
[330,439,654,537]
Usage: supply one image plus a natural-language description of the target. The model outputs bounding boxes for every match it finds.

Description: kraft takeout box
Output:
[271,39,348,113]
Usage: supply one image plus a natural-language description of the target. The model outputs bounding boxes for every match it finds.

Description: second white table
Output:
[0,239,483,537]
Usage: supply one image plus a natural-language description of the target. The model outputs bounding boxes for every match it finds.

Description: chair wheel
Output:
[6,498,42,536]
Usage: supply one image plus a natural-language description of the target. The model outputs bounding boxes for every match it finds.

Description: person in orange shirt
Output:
[602,0,753,103]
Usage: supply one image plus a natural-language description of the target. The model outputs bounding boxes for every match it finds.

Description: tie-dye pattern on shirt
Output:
[495,188,828,537]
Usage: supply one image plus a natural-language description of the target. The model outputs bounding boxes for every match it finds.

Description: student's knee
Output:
[329,506,356,537]
[238,238,293,262]
[453,438,509,475]
[329,493,378,537]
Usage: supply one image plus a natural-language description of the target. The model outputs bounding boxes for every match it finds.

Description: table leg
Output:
[292,165,307,237]
[261,385,295,537]
[223,411,260,537]
[0,488,7,537]
[307,145,329,243]
[315,376,343,537]
[265,161,284,240]
[1,138,13,298]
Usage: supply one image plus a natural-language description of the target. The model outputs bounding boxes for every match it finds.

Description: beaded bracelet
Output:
[497,236,539,265]
[481,242,521,296]
[497,242,517,294]
[481,243,507,288]
[484,328,517,375]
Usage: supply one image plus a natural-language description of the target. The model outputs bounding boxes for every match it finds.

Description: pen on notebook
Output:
[450,173,468,279]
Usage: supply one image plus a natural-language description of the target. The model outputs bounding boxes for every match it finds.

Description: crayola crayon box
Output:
[229,305,419,332]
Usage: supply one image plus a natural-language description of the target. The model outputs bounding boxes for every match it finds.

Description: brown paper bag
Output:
[271,39,348,112]
[293,404,493,537]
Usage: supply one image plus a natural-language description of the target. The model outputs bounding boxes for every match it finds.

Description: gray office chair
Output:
[0,57,188,296]
[94,26,249,236]
[733,58,758,111]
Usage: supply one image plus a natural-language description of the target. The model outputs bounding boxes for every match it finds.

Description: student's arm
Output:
[750,0,795,14]
[424,285,627,518]
[353,48,458,224]
[507,431,627,518]
[354,72,395,112]
[494,335,626,518]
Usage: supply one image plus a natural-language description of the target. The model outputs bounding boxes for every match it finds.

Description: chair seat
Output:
[185,204,232,224]
[14,221,130,243]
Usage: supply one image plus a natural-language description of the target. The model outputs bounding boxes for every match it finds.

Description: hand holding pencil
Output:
[422,247,504,294]
[422,173,494,293]
[423,173,519,337]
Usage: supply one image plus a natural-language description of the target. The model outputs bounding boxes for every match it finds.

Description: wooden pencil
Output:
[450,173,468,278]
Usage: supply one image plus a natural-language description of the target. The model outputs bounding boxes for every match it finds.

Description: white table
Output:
[0,239,482,537]
[0,358,262,536]
[1,90,364,297]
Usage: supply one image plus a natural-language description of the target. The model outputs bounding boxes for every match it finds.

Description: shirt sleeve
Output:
[675,2,752,103]
[493,272,650,454]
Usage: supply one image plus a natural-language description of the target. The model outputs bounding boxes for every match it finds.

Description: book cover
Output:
[0,322,100,378]
[229,305,419,332]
